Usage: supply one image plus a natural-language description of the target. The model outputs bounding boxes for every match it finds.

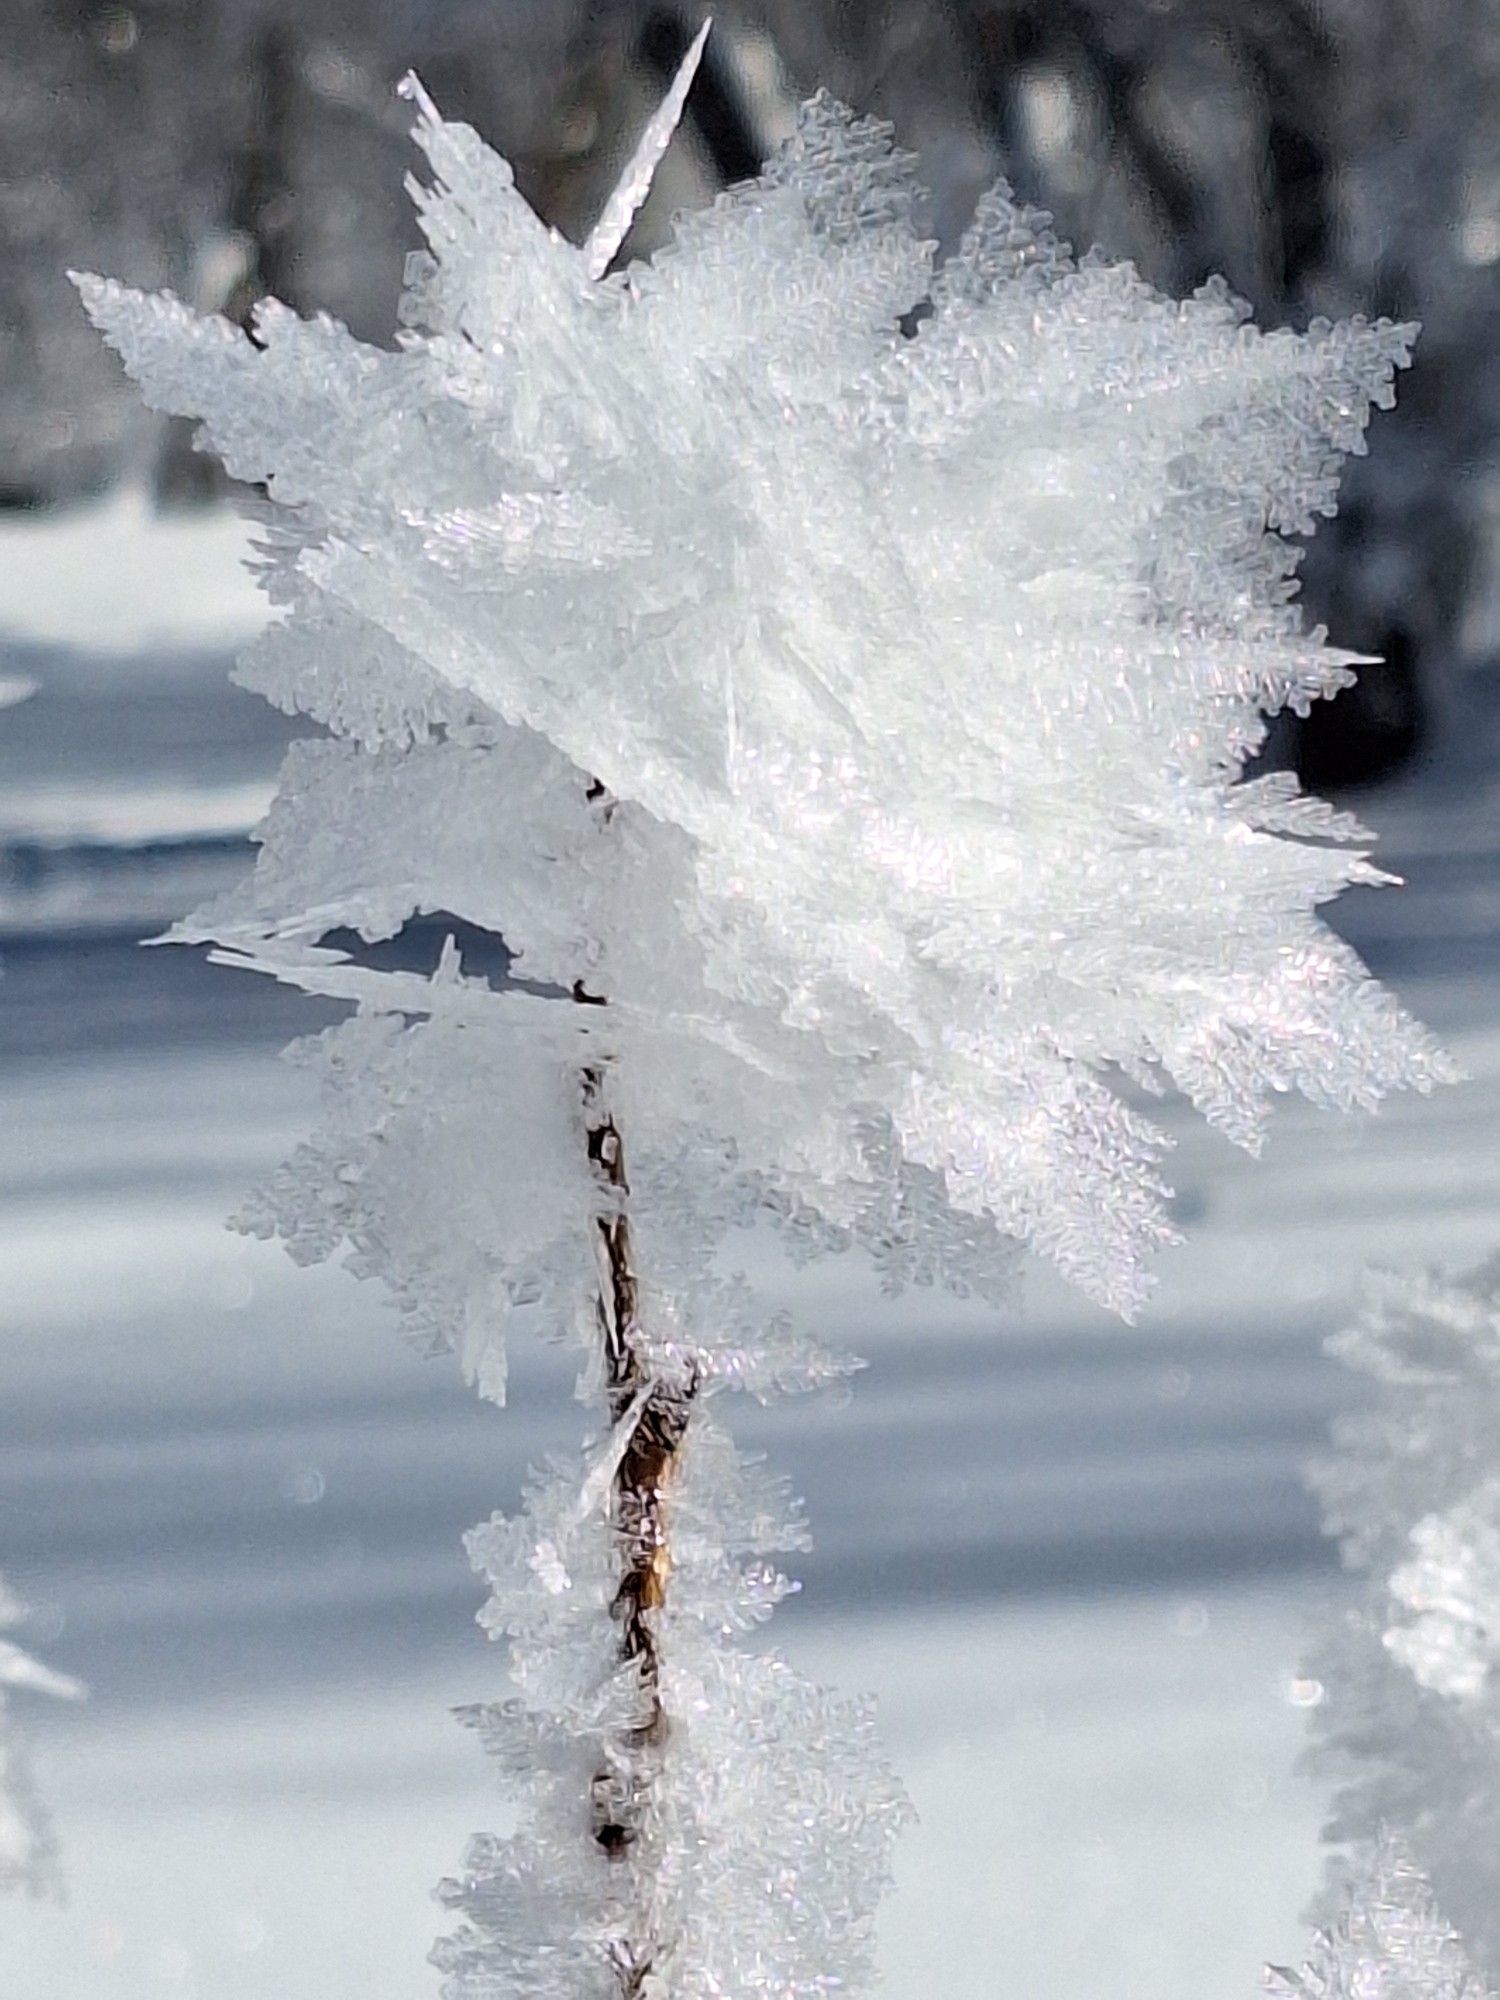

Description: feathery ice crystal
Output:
[75,38,1452,2000]
[75,53,1449,1328]
[1306,1260,1500,1977]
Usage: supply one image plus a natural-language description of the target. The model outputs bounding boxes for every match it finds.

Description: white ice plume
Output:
[74,63,1449,1326]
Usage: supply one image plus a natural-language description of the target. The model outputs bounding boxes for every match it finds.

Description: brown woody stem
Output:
[580,1063,696,1993]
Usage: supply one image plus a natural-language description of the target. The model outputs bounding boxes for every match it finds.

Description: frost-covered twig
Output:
[579,1064,694,1875]
[433,1364,907,2000]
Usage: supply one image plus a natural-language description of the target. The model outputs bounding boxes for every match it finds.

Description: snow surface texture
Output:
[0,1576,84,1897]
[74,71,1452,1329]
[1307,1260,1500,1978]
[1269,1833,1493,2000]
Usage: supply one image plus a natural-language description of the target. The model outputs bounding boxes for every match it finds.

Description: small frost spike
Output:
[585,18,711,278]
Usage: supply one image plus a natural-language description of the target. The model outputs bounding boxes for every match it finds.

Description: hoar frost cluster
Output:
[77,52,1448,1328]
[1306,1260,1500,1979]
[76,32,1449,2000]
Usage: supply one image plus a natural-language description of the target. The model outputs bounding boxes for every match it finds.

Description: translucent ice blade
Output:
[396,69,440,126]
[0,1642,84,1703]
[585,17,711,280]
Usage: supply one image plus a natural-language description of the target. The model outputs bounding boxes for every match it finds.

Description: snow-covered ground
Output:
[1,495,1498,1997]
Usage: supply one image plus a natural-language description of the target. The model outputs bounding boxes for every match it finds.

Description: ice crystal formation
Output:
[1307,1260,1500,1976]
[77,35,1449,2000]
[76,50,1448,1327]
[1268,1833,1493,2000]
[0,1576,83,1897]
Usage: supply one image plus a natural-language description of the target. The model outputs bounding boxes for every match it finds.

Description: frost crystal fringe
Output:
[434,1384,908,2000]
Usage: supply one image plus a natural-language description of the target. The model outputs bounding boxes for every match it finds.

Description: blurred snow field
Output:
[0,490,281,937]
[0,1586,1328,2000]
[2,496,1499,1995]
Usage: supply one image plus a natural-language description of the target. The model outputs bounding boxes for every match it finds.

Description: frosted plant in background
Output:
[76,24,1446,2000]
[1305,1259,1500,1978]
[1267,1831,1493,2000]
[1385,1482,1500,1702]
[0,1576,84,1898]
